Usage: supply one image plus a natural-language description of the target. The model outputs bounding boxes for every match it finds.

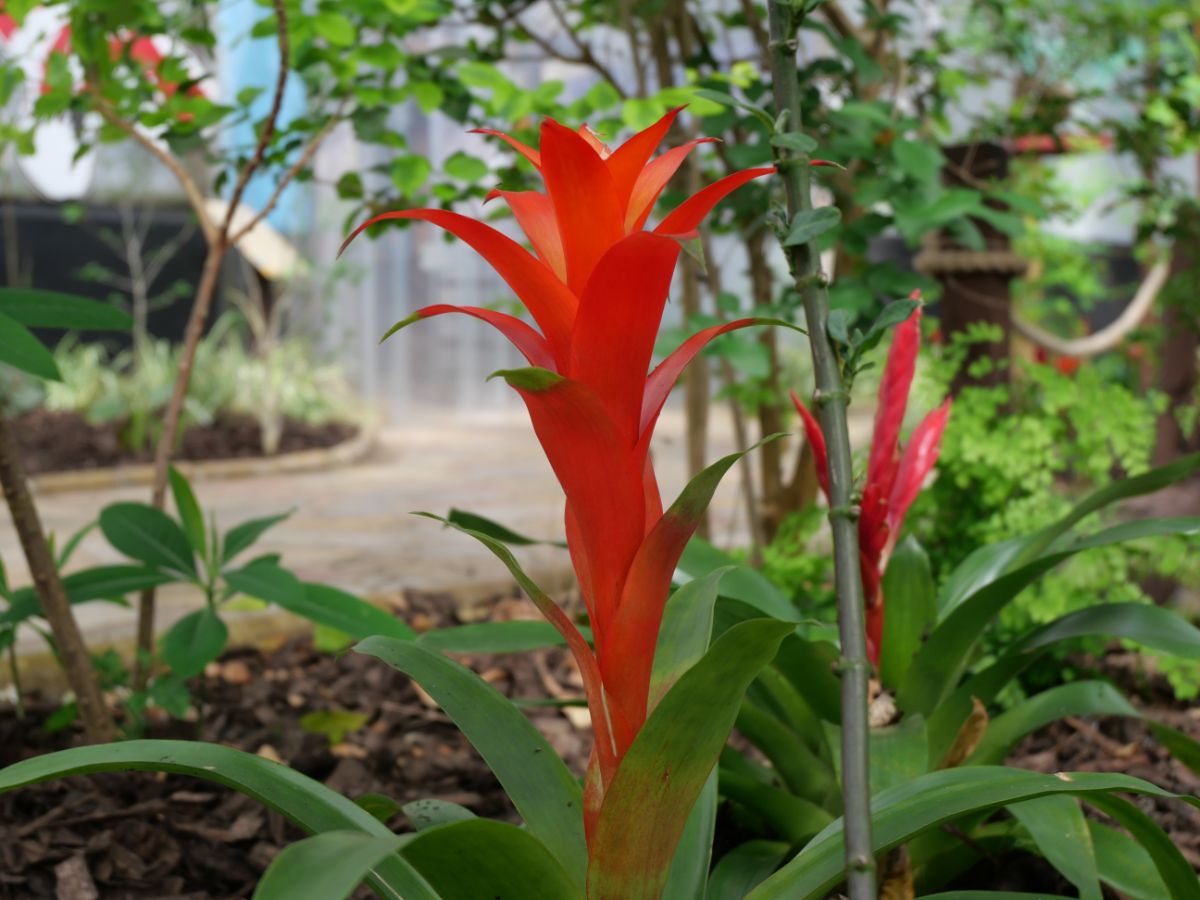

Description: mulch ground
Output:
[13,410,358,476]
[0,600,1197,898]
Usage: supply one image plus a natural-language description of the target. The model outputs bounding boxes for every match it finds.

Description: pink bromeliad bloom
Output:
[792,298,951,666]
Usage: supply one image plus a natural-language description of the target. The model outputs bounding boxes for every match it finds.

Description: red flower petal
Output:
[384,304,555,370]
[640,318,775,441]
[603,106,683,222]
[886,399,951,544]
[626,137,720,232]
[339,209,577,367]
[867,305,921,499]
[487,189,567,282]
[498,369,646,657]
[469,127,542,169]
[577,123,613,158]
[790,392,829,497]
[655,167,774,235]
[569,232,682,443]
[540,119,626,295]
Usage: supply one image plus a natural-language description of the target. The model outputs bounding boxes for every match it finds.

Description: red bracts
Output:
[341,109,800,826]
[792,300,950,667]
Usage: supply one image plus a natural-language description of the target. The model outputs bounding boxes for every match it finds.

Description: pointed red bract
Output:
[540,119,625,295]
[407,305,555,370]
[486,189,567,282]
[626,137,720,232]
[790,392,830,496]
[605,106,682,219]
[866,305,921,496]
[656,167,774,234]
[887,399,951,543]
[469,127,542,169]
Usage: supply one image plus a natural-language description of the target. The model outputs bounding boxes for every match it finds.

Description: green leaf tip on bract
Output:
[488,366,564,392]
[379,312,422,344]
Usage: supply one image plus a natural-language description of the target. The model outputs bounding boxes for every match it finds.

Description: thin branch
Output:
[228,103,346,245]
[516,2,628,98]
[221,0,290,236]
[91,97,216,244]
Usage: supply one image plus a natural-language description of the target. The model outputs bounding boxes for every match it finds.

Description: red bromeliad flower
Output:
[341,108,825,834]
[791,299,951,667]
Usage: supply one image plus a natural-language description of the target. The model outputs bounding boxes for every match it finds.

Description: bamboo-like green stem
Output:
[765,2,877,896]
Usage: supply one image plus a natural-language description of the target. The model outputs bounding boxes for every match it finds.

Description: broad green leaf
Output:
[221,512,292,564]
[99,503,196,577]
[253,831,405,900]
[708,841,790,900]
[901,516,1200,716]
[1084,793,1200,900]
[969,681,1137,766]
[402,798,475,831]
[1089,819,1173,900]
[892,139,945,182]
[927,602,1200,763]
[355,637,587,888]
[772,632,843,724]
[168,467,206,561]
[355,793,403,824]
[0,288,131,330]
[0,741,437,900]
[770,132,818,154]
[1008,795,1100,900]
[418,620,581,654]
[919,894,1073,899]
[738,702,835,804]
[746,767,1199,899]
[879,536,936,689]
[719,770,834,845]
[677,538,793,620]
[588,618,794,900]
[224,558,304,606]
[0,566,172,627]
[783,207,841,247]
[692,88,774,128]
[445,508,564,547]
[653,568,729,900]
[869,714,928,794]
[401,818,580,900]
[159,607,227,678]
[0,309,60,380]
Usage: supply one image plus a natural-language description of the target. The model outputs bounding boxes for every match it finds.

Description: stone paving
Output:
[5,407,821,683]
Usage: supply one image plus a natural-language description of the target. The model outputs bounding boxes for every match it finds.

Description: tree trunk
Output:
[0,416,115,742]
[1152,225,1199,465]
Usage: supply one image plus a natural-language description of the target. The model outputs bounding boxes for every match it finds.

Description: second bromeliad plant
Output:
[3,30,1200,900]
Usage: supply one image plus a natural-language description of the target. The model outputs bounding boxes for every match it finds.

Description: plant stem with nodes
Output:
[766,1,877,896]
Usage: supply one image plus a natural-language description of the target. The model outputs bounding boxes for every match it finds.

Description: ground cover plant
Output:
[0,0,1197,898]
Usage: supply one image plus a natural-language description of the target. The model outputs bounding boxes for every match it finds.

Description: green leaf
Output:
[354,636,587,888]
[221,512,291,564]
[445,508,564,547]
[825,308,852,345]
[253,831,406,900]
[708,841,790,900]
[782,207,841,247]
[719,770,834,844]
[354,792,402,824]
[0,309,59,380]
[402,798,475,831]
[1084,793,1200,900]
[588,618,795,900]
[0,741,436,900]
[409,82,444,114]
[1090,819,1173,900]
[879,536,936,690]
[159,607,227,678]
[927,602,1200,764]
[168,467,206,561]
[417,620,582,654]
[99,503,196,577]
[0,288,131,330]
[868,298,921,338]
[920,894,1074,899]
[443,151,488,183]
[246,576,413,643]
[677,537,793,620]
[746,767,1199,900]
[314,11,356,46]
[223,558,304,606]
[391,155,432,194]
[300,709,370,746]
[692,88,774,129]
[868,714,928,795]
[0,566,172,627]
[770,132,818,154]
[400,818,580,900]
[892,139,945,182]
[901,516,1200,716]
[1008,795,1101,900]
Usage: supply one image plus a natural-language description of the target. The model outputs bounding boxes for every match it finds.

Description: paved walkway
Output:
[5,407,800,681]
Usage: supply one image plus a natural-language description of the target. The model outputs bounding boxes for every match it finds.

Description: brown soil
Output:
[0,589,588,899]
[12,410,359,476]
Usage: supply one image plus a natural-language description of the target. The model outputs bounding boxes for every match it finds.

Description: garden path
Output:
[4,408,874,687]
